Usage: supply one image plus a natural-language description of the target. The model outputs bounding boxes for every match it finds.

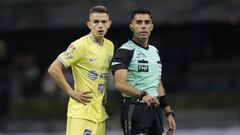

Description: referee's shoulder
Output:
[120,41,136,50]
[149,44,158,52]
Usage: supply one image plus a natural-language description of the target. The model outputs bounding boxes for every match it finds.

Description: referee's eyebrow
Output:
[136,19,151,24]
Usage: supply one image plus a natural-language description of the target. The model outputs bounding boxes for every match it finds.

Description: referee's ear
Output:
[129,24,134,32]
[150,23,154,31]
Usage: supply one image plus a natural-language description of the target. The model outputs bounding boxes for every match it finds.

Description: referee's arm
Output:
[157,80,176,133]
[114,69,142,97]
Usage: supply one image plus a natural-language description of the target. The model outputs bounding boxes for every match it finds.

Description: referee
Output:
[111,8,176,135]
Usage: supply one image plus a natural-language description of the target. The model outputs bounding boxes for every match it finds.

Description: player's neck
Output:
[89,33,103,46]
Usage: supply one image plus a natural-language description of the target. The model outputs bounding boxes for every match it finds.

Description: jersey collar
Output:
[89,34,104,47]
[130,40,149,50]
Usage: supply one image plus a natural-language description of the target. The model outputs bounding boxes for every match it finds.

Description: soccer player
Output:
[48,5,114,135]
[111,8,176,135]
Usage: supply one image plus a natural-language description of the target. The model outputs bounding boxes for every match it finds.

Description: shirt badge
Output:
[98,84,104,94]
[84,129,92,135]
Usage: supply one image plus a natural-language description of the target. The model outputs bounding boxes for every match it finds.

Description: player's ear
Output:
[87,20,91,29]
[107,20,112,28]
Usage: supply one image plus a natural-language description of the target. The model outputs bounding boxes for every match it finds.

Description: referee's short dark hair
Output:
[131,7,152,20]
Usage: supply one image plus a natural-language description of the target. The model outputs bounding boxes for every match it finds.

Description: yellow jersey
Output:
[58,34,114,122]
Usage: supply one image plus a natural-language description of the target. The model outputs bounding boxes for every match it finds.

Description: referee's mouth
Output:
[139,31,148,36]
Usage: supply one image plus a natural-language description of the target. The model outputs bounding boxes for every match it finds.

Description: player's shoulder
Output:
[104,37,114,47]
[69,35,89,49]
[72,35,88,45]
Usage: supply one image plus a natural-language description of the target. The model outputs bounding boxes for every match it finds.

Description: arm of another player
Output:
[48,58,92,105]
[157,80,176,133]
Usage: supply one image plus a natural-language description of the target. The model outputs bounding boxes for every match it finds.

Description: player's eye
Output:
[93,20,99,23]
[101,20,107,24]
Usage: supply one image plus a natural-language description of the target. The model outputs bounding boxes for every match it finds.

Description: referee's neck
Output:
[132,38,148,48]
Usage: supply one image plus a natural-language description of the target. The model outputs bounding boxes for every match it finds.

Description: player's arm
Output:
[157,80,176,133]
[48,58,92,105]
[48,59,73,96]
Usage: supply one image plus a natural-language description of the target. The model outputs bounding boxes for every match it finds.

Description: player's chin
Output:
[97,31,106,36]
[96,33,105,38]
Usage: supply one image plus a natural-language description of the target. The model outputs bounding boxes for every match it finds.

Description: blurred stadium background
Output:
[0,0,240,134]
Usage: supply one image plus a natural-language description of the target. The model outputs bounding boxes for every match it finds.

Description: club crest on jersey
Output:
[83,129,92,135]
[88,70,108,81]
[138,65,149,72]
[98,84,104,94]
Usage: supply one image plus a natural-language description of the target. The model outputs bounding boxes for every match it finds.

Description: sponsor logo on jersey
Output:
[99,73,108,80]
[63,51,73,59]
[87,70,108,81]
[88,70,98,81]
[98,84,104,93]
[138,65,149,72]
[83,129,92,135]
[63,45,76,59]
[136,52,147,59]
[138,59,148,63]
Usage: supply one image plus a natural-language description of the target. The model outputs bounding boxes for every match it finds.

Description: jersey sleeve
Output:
[58,43,85,68]
[111,48,134,75]
[152,46,161,64]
